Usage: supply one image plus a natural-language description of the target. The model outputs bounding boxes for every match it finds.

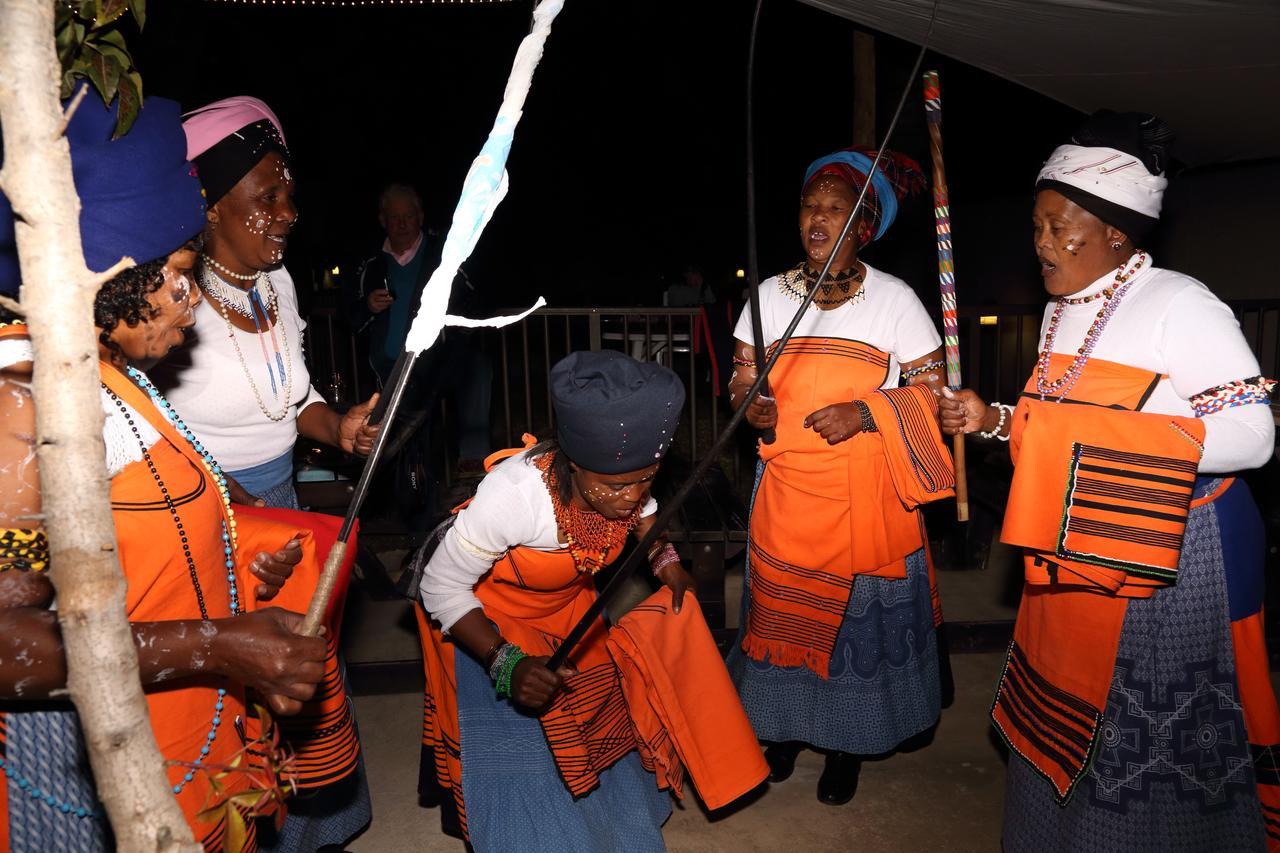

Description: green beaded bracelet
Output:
[494,645,527,699]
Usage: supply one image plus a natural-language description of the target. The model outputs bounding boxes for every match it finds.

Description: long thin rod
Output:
[299,349,418,635]
[548,19,937,670]
[922,70,969,522]
[744,0,774,444]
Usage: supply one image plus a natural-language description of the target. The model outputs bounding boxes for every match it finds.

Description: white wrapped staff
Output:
[300,0,563,635]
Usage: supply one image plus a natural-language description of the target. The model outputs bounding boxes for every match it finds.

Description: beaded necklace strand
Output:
[199,266,294,421]
[536,452,638,575]
[108,367,243,794]
[1035,251,1147,401]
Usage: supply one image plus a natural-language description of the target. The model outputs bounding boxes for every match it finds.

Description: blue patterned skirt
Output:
[726,461,941,754]
[1002,478,1272,852]
[454,644,671,853]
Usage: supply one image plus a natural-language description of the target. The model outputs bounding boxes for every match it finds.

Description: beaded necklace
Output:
[107,367,241,794]
[200,266,279,319]
[1035,251,1147,401]
[535,452,638,575]
[199,266,294,421]
[778,263,867,308]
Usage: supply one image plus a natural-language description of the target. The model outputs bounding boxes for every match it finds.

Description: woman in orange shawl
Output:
[416,351,712,852]
[0,95,330,852]
[726,148,956,806]
[941,111,1279,852]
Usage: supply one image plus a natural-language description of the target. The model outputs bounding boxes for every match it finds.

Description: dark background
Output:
[138,0,1084,311]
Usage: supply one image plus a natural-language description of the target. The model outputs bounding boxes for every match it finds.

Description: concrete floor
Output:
[346,651,1010,853]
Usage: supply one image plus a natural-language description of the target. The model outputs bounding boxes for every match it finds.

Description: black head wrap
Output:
[551,350,686,475]
[190,118,289,207]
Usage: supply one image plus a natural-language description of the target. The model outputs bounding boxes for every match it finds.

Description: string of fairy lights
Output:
[204,0,520,5]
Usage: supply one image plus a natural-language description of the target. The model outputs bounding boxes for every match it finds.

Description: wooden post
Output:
[853,29,876,146]
[0,1,200,850]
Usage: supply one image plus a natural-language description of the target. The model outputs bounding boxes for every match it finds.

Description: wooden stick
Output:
[922,70,969,522]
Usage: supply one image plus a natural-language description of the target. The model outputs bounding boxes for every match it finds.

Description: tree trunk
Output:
[0,1,201,850]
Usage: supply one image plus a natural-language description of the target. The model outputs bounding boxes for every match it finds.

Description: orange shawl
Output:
[743,336,954,677]
[607,588,768,810]
[234,505,361,793]
[993,354,1210,803]
[103,362,260,851]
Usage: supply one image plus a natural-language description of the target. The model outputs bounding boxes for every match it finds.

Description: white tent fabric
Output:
[798,0,1280,165]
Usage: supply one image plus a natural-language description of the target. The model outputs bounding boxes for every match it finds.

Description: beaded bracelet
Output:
[979,403,1014,441]
[489,642,528,699]
[901,359,944,381]
[650,543,681,576]
[854,400,877,434]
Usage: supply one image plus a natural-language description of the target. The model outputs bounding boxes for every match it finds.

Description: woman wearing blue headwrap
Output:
[0,93,334,852]
[725,147,955,805]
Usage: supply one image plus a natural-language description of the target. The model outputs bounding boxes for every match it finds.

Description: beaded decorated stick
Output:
[922,70,969,522]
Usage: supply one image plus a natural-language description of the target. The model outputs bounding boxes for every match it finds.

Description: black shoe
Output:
[817,752,861,805]
[764,741,802,783]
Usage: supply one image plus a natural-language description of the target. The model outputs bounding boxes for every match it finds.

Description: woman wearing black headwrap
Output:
[153,96,377,853]
[150,97,379,513]
[940,111,1279,852]
[415,351,722,852]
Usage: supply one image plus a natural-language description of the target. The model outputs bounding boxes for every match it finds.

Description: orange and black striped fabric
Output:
[234,505,363,794]
[743,339,953,678]
[1003,354,1205,596]
[994,354,1205,803]
[418,543,634,842]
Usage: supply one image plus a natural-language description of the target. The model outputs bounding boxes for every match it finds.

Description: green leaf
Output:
[84,46,123,105]
[60,69,78,101]
[224,805,248,853]
[56,19,87,68]
[112,71,141,139]
[129,0,146,29]
[229,790,265,809]
[96,0,129,27]
[78,0,97,21]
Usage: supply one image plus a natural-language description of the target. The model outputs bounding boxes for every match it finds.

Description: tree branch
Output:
[0,293,25,316]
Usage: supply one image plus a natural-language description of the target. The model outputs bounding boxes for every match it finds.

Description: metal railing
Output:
[304,298,1280,499]
[492,308,713,455]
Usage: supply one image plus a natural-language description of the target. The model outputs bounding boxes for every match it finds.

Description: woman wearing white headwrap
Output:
[941,111,1279,852]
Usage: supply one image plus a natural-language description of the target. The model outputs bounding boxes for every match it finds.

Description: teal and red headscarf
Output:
[802,147,925,246]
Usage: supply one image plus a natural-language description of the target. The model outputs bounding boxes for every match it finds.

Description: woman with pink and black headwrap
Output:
[151,97,380,513]
[725,147,955,806]
[152,96,375,853]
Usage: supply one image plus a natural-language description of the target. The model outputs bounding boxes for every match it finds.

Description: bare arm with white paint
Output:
[0,362,327,714]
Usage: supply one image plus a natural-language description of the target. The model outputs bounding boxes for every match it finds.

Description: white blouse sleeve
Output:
[892,286,943,363]
[1158,285,1274,473]
[419,465,537,633]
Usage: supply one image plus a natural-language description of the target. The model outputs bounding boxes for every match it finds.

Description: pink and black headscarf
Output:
[182,96,290,207]
[802,147,926,246]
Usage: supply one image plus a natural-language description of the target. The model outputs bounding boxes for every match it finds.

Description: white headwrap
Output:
[1036,144,1168,221]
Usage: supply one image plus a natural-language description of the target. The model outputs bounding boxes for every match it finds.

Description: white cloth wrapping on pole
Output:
[404,0,564,354]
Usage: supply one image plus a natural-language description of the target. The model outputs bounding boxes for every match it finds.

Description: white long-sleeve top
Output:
[150,268,325,472]
[420,448,657,633]
[1040,256,1273,473]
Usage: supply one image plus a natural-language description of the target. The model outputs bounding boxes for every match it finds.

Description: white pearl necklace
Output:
[205,273,295,422]
[199,266,278,319]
